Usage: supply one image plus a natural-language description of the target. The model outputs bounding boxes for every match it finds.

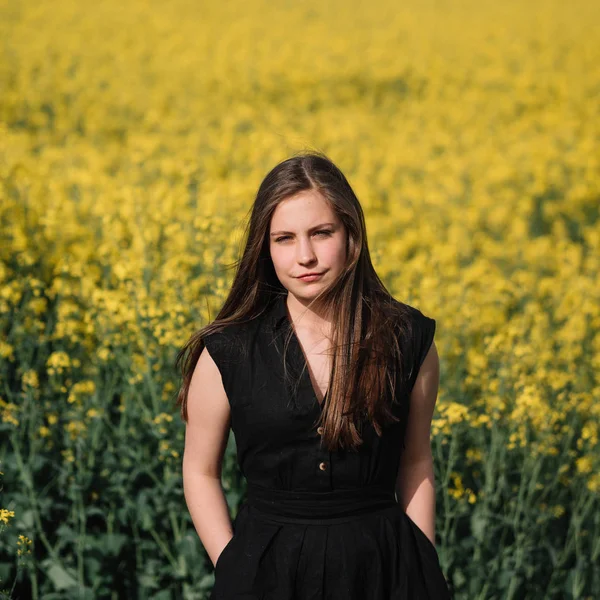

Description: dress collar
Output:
[263,291,327,414]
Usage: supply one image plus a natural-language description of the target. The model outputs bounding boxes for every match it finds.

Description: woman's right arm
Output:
[182,345,233,568]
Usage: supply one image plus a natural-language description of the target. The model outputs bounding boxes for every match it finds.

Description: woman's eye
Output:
[274,230,331,243]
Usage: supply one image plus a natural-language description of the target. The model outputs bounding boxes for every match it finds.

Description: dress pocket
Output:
[214,535,236,572]
[404,512,441,559]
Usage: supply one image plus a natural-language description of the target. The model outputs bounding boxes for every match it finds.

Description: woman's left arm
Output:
[395,341,440,547]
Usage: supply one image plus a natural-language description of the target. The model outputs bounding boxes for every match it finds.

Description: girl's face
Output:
[269,190,347,303]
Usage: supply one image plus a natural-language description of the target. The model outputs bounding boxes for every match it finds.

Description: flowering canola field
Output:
[0,0,599,598]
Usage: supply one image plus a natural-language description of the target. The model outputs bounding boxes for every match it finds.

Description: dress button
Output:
[319,461,327,471]
[317,426,324,435]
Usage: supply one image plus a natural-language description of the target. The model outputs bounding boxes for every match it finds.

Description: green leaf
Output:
[46,562,78,591]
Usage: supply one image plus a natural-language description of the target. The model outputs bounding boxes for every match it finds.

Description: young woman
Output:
[177,152,452,599]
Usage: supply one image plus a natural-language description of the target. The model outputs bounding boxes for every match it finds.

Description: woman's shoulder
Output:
[203,318,252,345]
[202,315,264,361]
[387,298,437,378]
[203,320,247,340]
[387,297,436,333]
[201,321,258,396]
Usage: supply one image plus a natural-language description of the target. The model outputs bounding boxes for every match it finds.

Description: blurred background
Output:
[0,0,598,598]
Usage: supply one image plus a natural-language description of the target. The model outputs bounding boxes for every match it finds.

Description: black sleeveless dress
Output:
[203,293,452,599]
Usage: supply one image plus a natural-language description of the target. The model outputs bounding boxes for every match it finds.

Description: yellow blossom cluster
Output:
[17,535,33,556]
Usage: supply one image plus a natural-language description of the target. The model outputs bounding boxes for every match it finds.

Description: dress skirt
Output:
[209,483,452,599]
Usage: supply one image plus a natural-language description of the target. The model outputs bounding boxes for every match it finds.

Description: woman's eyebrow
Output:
[270,222,336,237]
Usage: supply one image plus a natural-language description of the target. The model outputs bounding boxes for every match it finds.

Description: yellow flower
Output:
[0,400,19,426]
[587,475,600,493]
[0,509,15,525]
[61,449,75,463]
[46,351,71,369]
[0,342,14,360]
[22,370,40,389]
[576,456,593,474]
[68,380,96,404]
[17,535,33,556]
[98,348,111,361]
[466,448,483,462]
[153,412,174,425]
[65,421,87,440]
[28,297,48,315]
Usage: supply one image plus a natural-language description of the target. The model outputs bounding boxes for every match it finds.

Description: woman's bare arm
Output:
[182,345,233,567]
[395,341,440,546]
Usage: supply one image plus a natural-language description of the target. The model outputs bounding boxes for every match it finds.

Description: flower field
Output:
[0,0,599,598]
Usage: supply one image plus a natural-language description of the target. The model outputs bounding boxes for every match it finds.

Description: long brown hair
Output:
[175,150,416,452]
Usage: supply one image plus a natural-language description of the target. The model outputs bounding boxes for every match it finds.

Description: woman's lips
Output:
[297,273,324,281]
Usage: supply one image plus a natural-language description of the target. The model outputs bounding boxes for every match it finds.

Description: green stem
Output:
[11,435,58,562]
[77,484,85,590]
[148,527,178,569]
